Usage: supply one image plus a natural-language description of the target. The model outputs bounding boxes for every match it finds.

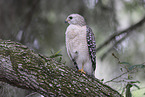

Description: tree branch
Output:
[0,40,122,97]
[101,32,129,60]
[96,16,145,53]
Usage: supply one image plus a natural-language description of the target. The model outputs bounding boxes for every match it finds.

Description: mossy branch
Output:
[0,40,122,97]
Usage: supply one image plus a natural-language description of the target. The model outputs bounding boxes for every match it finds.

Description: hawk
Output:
[65,14,96,76]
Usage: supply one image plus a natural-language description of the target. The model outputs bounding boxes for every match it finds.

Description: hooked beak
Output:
[65,19,68,23]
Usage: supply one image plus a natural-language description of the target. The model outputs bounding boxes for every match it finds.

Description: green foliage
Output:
[120,62,131,66]
[49,49,62,58]
[111,53,145,96]
[128,64,145,71]
[50,50,62,58]
[49,49,63,63]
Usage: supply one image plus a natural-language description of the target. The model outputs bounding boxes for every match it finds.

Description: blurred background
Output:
[0,0,145,97]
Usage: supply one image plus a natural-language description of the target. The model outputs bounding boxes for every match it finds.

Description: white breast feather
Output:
[65,25,93,75]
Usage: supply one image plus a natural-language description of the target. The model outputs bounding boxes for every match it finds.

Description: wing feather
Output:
[86,25,96,71]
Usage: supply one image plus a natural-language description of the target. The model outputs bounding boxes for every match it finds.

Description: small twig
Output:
[112,53,130,72]
[105,71,129,84]
[105,65,138,84]
[109,79,139,83]
[112,53,120,63]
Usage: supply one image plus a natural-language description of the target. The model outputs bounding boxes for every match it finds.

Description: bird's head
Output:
[65,14,86,26]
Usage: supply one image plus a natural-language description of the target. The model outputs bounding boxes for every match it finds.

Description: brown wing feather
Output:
[86,25,96,71]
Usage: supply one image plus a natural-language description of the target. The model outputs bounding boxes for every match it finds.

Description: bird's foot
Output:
[78,69,86,74]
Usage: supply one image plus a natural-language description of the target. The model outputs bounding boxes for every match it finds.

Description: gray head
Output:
[65,14,86,26]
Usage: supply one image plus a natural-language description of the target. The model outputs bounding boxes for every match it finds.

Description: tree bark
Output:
[0,40,122,97]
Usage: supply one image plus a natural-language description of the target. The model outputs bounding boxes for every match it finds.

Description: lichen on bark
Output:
[0,40,122,97]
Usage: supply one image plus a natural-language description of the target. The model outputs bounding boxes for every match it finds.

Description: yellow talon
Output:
[78,69,86,74]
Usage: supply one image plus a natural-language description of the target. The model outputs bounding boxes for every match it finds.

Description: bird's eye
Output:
[69,16,73,19]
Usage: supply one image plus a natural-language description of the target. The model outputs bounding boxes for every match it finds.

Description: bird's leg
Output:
[78,64,86,74]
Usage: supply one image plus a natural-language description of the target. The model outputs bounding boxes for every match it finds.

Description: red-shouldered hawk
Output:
[65,14,96,76]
